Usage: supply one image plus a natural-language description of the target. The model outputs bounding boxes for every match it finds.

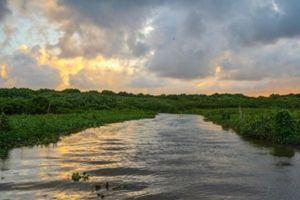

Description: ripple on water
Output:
[1,114,300,200]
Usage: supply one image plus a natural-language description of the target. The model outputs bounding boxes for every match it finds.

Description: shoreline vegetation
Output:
[0,109,155,158]
[188,108,300,145]
[0,88,300,158]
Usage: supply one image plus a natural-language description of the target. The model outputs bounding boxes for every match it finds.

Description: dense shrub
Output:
[274,110,295,143]
[1,88,300,115]
[247,114,274,140]
[62,88,81,93]
[30,96,50,114]
[221,111,231,121]
[196,108,300,145]
[0,109,155,151]
[0,113,10,131]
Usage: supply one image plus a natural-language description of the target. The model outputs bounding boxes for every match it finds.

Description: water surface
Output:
[1,114,300,200]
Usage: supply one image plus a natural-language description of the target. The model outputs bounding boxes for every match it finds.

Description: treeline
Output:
[1,88,300,115]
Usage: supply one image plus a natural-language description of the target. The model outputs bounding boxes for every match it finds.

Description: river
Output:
[1,114,300,200]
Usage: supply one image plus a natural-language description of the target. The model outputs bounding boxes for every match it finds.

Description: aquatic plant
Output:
[71,172,90,182]
[82,172,89,181]
[71,172,81,182]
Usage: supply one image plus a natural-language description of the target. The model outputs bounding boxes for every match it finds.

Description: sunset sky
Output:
[0,0,300,96]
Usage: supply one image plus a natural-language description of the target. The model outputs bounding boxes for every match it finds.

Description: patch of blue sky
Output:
[1,12,62,55]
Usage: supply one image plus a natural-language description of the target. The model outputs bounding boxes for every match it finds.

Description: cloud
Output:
[130,74,164,88]
[219,38,300,81]
[2,50,62,89]
[68,68,104,90]
[229,0,300,45]
[1,0,300,94]
[68,68,130,91]
[144,2,237,79]
[146,7,209,79]
[0,0,10,20]
[41,0,162,58]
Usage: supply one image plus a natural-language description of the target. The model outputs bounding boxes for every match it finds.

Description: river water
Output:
[1,114,300,200]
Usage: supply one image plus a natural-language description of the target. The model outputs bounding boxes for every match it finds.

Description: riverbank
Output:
[1,88,300,158]
[2,114,300,200]
[1,108,300,158]
[187,108,300,145]
[0,109,156,158]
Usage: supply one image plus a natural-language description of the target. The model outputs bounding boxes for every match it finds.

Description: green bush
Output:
[221,111,231,121]
[274,110,295,143]
[197,108,300,144]
[248,114,273,140]
[0,113,10,131]
[71,172,81,181]
[0,109,155,150]
[71,172,89,182]
[30,96,50,114]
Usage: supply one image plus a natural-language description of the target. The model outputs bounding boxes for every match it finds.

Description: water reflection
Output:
[272,146,295,158]
[1,114,300,200]
[241,137,297,158]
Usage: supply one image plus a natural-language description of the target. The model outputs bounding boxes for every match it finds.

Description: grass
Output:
[186,108,300,145]
[0,109,156,158]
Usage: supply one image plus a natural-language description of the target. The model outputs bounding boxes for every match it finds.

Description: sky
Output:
[0,0,300,96]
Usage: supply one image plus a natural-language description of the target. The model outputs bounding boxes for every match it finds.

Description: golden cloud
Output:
[34,48,137,90]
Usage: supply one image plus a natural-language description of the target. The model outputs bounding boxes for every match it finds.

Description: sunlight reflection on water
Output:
[1,114,300,200]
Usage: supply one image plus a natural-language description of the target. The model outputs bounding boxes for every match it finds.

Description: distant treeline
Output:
[1,88,300,115]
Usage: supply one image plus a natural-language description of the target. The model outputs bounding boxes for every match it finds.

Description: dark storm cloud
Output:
[45,0,164,58]
[58,0,162,28]
[145,3,230,79]
[0,0,10,20]
[42,0,300,82]
[229,0,300,45]
[5,52,62,88]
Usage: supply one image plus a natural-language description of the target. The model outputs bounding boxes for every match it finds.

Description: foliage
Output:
[0,113,10,131]
[71,172,81,181]
[71,172,89,182]
[82,172,89,181]
[0,88,300,116]
[192,108,300,145]
[0,109,155,150]
[274,110,295,143]
[0,87,300,154]
[30,96,50,114]
[221,111,231,121]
